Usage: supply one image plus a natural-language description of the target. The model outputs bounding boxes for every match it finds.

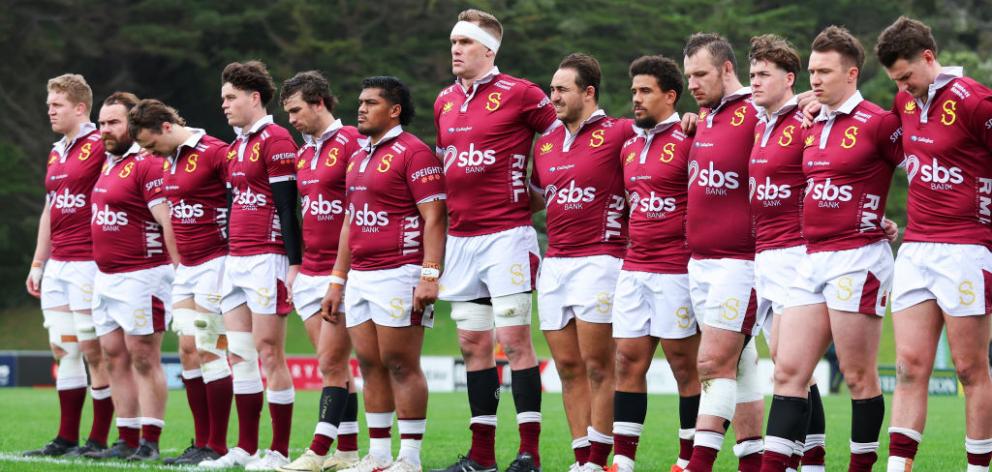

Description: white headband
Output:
[450,21,500,53]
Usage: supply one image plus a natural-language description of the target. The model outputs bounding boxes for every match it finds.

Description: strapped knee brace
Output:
[491,292,532,326]
[226,331,261,393]
[171,308,199,336]
[72,311,97,341]
[698,377,737,421]
[736,338,763,403]
[449,301,494,331]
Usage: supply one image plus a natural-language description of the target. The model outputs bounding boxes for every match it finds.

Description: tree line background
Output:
[1,0,990,307]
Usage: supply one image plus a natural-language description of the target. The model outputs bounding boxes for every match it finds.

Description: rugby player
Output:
[746,35,827,472]
[876,17,992,472]
[321,75,446,472]
[200,60,301,470]
[278,71,363,472]
[529,53,633,471]
[608,55,699,472]
[759,26,903,472]
[433,9,556,472]
[129,99,233,465]
[24,74,114,458]
[87,91,178,461]
[680,33,765,472]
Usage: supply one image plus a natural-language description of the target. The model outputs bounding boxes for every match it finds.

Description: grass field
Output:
[0,388,972,471]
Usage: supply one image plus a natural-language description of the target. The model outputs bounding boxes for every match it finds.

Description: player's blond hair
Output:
[47,74,93,112]
[458,9,503,41]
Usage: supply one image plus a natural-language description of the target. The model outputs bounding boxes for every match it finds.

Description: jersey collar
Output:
[915,66,964,123]
[360,125,403,172]
[304,119,344,146]
[104,142,142,171]
[234,114,274,140]
[814,90,863,123]
[705,87,751,127]
[561,109,606,151]
[634,112,681,138]
[53,122,97,162]
[757,95,798,123]
[457,66,500,94]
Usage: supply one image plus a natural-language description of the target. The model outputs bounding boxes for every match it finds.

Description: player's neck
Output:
[172,125,192,146]
[314,113,334,136]
[62,120,84,143]
[458,64,496,90]
[765,91,795,116]
[564,104,599,135]
[723,77,745,98]
[825,87,858,113]
[924,60,944,88]
[242,109,268,132]
[368,122,399,146]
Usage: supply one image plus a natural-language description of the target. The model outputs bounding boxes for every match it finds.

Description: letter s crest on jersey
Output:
[79,143,92,161]
[731,105,747,126]
[589,129,605,148]
[941,99,957,126]
[485,92,502,112]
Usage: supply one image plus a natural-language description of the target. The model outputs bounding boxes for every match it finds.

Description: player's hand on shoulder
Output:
[797,91,821,128]
[681,112,699,135]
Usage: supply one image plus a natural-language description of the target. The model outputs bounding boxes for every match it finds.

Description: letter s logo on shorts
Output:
[509,263,525,286]
[959,280,976,306]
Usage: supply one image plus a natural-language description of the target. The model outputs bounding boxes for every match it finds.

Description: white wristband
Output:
[421,267,441,279]
[329,275,346,286]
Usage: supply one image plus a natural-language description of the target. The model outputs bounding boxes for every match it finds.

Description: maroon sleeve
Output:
[141,157,167,205]
[967,94,992,152]
[874,111,905,167]
[266,137,299,181]
[520,83,556,134]
[405,148,446,204]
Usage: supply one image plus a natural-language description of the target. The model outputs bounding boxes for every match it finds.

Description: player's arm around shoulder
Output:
[143,157,179,265]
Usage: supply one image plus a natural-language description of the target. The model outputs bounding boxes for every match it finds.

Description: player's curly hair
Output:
[629,55,684,103]
[128,99,186,139]
[812,26,865,71]
[749,34,801,77]
[280,70,339,113]
[222,60,276,106]
[875,16,938,68]
[361,76,414,126]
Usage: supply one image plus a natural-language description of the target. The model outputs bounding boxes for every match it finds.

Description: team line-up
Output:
[22,7,992,472]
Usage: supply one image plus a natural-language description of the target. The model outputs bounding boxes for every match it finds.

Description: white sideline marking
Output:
[0,451,189,470]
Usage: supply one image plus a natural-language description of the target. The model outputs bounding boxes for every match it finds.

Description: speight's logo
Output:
[539,142,554,155]
[442,102,454,114]
[297,159,306,170]
[904,101,917,114]
[226,149,237,161]
[804,135,815,148]
[624,152,636,165]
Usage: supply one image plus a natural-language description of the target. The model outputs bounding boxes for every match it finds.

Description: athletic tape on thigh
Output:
[172,308,198,335]
[492,292,531,319]
[72,311,97,341]
[450,301,494,330]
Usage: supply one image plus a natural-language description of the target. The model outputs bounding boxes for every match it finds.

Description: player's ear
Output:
[390,103,402,121]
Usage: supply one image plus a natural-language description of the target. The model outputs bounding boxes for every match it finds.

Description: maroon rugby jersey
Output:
[46,123,105,261]
[621,114,693,274]
[749,98,806,252]
[227,115,298,257]
[346,126,446,271]
[296,121,363,275]
[531,112,633,258]
[895,67,992,246]
[686,88,760,260]
[162,130,229,267]
[802,92,903,252]
[90,144,169,273]
[434,68,556,236]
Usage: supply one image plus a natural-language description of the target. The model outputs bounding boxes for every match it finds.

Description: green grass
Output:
[0,388,970,470]
[0,301,897,364]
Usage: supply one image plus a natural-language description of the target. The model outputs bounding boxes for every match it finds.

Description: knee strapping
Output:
[698,377,737,421]
[171,308,198,336]
[736,338,763,403]
[450,301,494,330]
[492,293,531,319]
[72,311,97,341]
[201,357,231,383]
[227,331,259,382]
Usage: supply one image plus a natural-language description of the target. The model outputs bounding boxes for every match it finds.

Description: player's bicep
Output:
[267,138,298,183]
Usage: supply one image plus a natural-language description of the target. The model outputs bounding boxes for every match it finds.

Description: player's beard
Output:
[104,135,133,155]
[634,116,658,129]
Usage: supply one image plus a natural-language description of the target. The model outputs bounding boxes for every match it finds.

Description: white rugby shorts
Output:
[537,255,622,331]
[221,253,291,316]
[294,272,345,322]
[786,240,893,316]
[345,264,434,329]
[440,226,540,302]
[891,242,992,317]
[172,255,226,314]
[688,257,763,336]
[92,264,174,336]
[41,259,96,312]
[613,269,696,339]
[755,245,806,320]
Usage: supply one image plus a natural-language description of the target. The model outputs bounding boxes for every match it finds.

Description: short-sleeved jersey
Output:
[45,124,105,261]
[91,144,169,273]
[802,92,903,252]
[296,122,363,275]
[531,112,633,258]
[686,88,760,260]
[895,68,992,246]
[227,115,299,257]
[434,68,557,236]
[749,99,806,252]
[621,114,693,274]
[162,130,229,267]
[346,126,446,271]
